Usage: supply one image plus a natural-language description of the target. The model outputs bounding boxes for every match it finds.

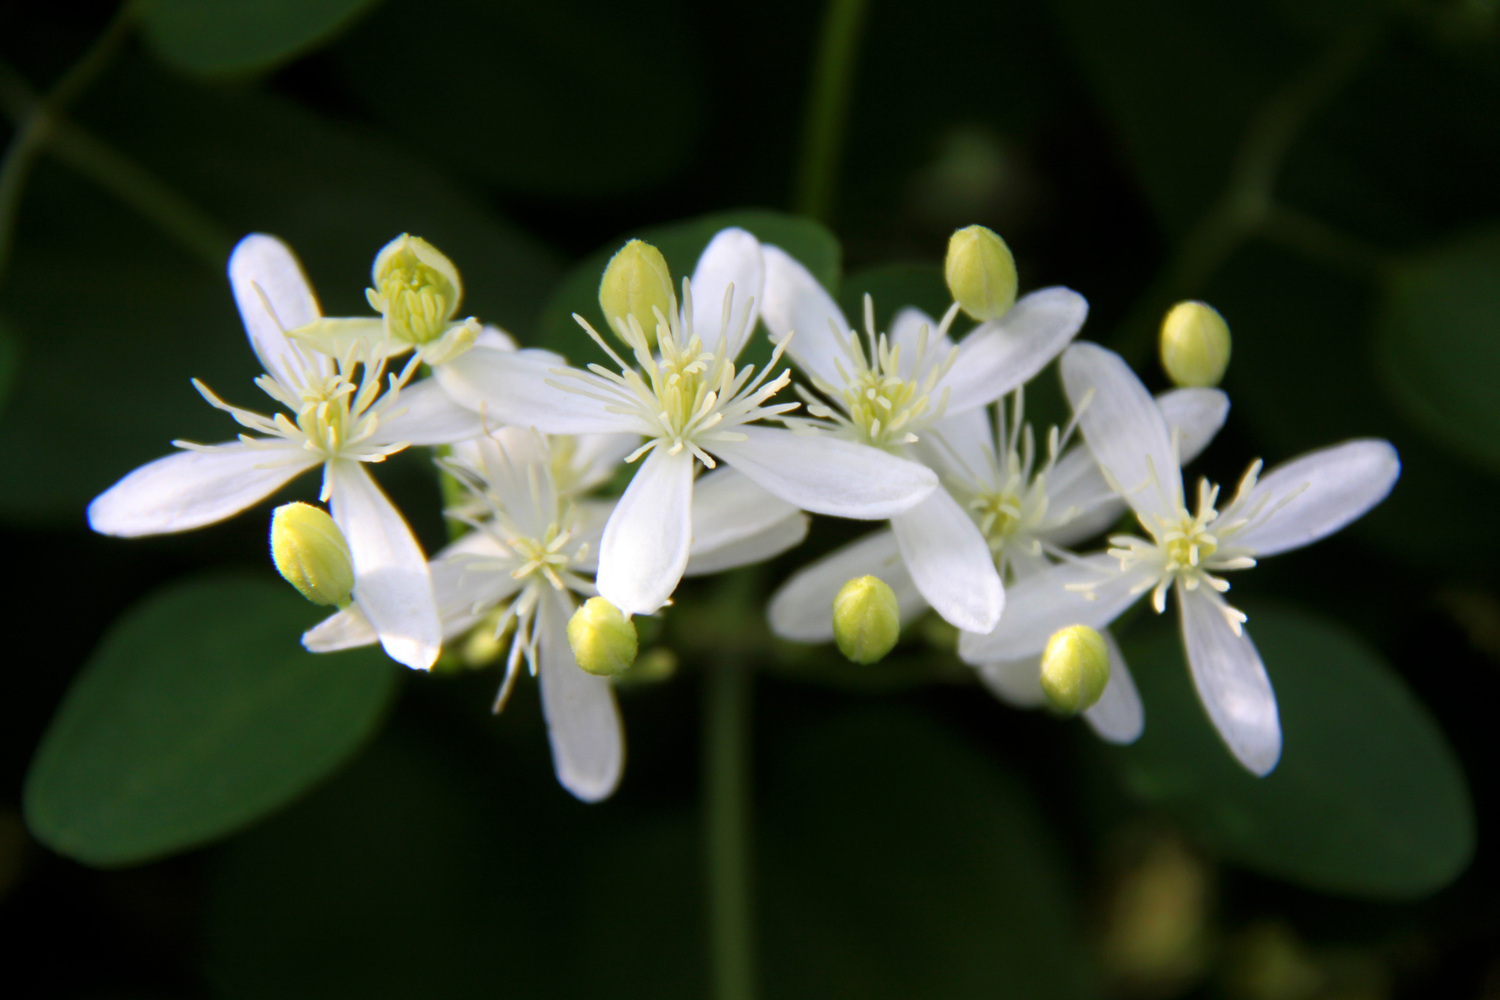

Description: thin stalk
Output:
[704,654,757,1000]
[793,0,869,222]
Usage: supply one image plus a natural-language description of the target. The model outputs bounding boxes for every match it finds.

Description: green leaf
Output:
[142,0,381,77]
[536,209,841,367]
[1377,226,1500,474]
[760,705,1099,999]
[0,318,17,414]
[24,574,398,868]
[1116,603,1474,899]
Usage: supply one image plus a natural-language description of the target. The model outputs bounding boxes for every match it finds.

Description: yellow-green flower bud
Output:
[567,597,638,677]
[1159,300,1231,388]
[270,502,354,608]
[598,239,676,345]
[945,224,1018,321]
[833,575,901,665]
[1039,624,1110,714]
[367,234,464,348]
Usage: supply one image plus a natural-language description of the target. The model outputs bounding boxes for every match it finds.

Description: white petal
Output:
[328,461,441,671]
[375,377,484,446]
[303,605,378,653]
[538,591,624,803]
[766,530,926,642]
[1158,387,1229,467]
[689,228,764,355]
[567,433,642,494]
[711,426,937,519]
[596,447,695,615]
[430,538,523,636]
[228,234,323,385]
[1178,585,1281,775]
[976,656,1046,707]
[1230,439,1399,558]
[286,317,396,362]
[957,552,1151,664]
[87,443,317,537]
[1061,343,1181,524]
[891,486,1004,633]
[944,288,1088,414]
[759,244,849,386]
[689,466,802,554]
[475,324,517,351]
[685,513,809,577]
[890,307,943,362]
[1082,629,1144,744]
[435,347,628,434]
[921,407,995,484]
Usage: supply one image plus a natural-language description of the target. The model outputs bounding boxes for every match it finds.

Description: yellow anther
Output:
[833,575,901,665]
[367,234,465,348]
[945,224,1017,322]
[1040,624,1110,714]
[1159,301,1231,388]
[599,239,677,347]
[270,502,354,608]
[567,597,639,676]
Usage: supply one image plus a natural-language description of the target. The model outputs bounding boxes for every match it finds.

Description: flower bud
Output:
[567,597,638,677]
[270,502,354,608]
[367,234,464,348]
[945,224,1017,321]
[598,239,676,345]
[833,575,901,665]
[1039,624,1110,714]
[1159,300,1231,388]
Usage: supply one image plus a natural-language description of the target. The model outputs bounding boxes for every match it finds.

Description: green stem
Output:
[793,0,869,222]
[705,655,757,1000]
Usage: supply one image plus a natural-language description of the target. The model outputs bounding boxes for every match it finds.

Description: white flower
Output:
[86,234,484,671]
[757,245,1089,634]
[962,343,1400,774]
[305,427,808,802]
[435,228,938,615]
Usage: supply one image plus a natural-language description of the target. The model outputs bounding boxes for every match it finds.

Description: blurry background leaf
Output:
[24,574,398,868]
[759,704,1100,999]
[141,0,382,78]
[332,0,703,198]
[839,261,949,327]
[1115,602,1474,899]
[1377,225,1500,475]
[0,318,17,414]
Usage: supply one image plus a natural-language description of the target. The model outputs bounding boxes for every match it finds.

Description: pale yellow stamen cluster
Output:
[367,235,461,347]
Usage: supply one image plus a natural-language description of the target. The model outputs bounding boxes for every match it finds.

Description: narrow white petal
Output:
[87,444,317,537]
[568,433,642,493]
[890,307,948,369]
[690,228,764,355]
[921,408,995,484]
[1158,387,1229,467]
[891,486,1004,633]
[228,234,322,385]
[430,537,523,637]
[957,552,1151,664]
[435,347,629,434]
[1061,343,1181,524]
[303,605,377,653]
[766,530,926,642]
[759,243,849,386]
[976,656,1046,707]
[712,426,937,519]
[328,461,441,671]
[374,377,484,446]
[1230,439,1400,557]
[596,447,695,615]
[944,288,1088,414]
[1178,585,1281,775]
[475,324,518,351]
[1082,629,1144,744]
[689,466,802,554]
[538,591,624,803]
[685,513,809,577]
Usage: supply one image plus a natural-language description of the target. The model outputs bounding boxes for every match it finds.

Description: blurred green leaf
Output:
[334,0,702,197]
[537,209,841,365]
[0,318,17,414]
[1377,226,1500,474]
[141,0,380,77]
[839,261,950,327]
[760,704,1099,999]
[24,574,397,868]
[1116,603,1474,899]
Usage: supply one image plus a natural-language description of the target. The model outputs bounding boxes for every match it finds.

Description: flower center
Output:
[1160,509,1219,575]
[368,240,458,347]
[972,490,1023,546]
[509,522,574,590]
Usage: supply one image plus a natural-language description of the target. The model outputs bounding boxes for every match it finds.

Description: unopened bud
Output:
[1159,301,1231,388]
[1040,624,1110,714]
[945,224,1017,321]
[833,575,901,665]
[367,234,465,348]
[598,239,676,345]
[567,597,638,677]
[270,502,354,608]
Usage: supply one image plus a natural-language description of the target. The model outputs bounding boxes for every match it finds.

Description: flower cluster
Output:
[88,224,1398,798]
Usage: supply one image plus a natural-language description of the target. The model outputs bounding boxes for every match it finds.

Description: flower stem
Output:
[793,0,869,222]
[705,654,757,1000]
